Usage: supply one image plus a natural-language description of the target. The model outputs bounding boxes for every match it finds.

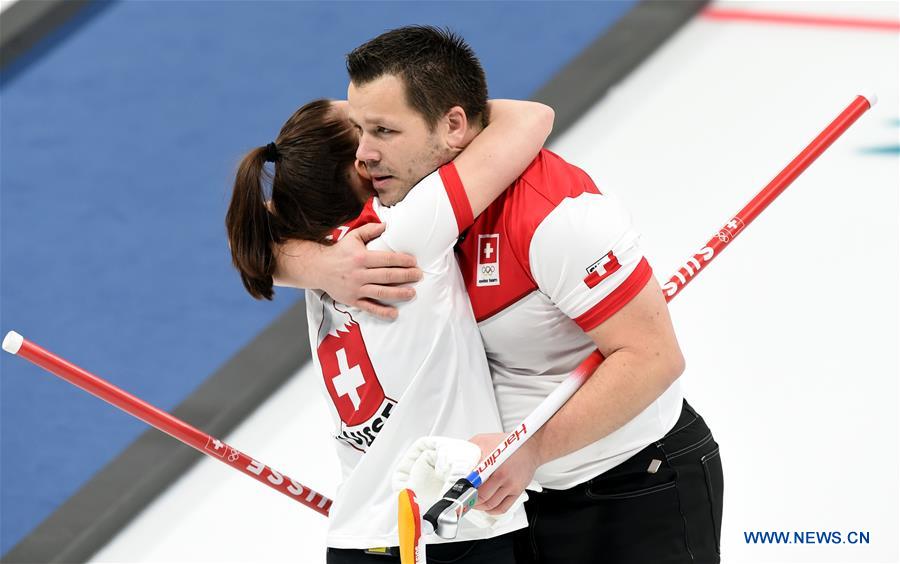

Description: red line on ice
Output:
[701,7,900,32]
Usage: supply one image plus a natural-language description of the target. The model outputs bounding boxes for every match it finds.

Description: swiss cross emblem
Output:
[476,234,500,287]
[204,437,228,458]
[480,239,496,263]
[584,251,621,289]
[317,314,385,426]
[716,217,746,243]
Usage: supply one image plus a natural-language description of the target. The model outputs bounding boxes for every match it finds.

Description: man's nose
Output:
[356,135,380,164]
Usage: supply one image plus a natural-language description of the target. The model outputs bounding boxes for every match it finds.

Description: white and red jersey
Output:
[306,164,527,548]
[456,149,684,490]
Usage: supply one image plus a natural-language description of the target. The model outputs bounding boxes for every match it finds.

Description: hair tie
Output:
[264,142,280,163]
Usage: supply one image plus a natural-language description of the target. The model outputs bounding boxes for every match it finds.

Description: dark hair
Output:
[347,25,489,130]
[226,99,362,300]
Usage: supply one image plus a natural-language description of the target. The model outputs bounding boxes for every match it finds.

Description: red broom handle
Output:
[1,333,332,515]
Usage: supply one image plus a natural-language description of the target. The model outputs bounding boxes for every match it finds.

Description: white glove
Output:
[392,436,531,531]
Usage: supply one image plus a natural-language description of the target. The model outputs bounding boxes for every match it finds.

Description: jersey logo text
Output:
[476,234,500,287]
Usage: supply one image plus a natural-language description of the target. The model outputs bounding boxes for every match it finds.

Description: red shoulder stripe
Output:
[573,258,652,332]
[439,163,474,234]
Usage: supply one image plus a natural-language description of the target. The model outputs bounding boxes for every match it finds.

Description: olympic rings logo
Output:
[481,265,496,275]
[227,448,240,462]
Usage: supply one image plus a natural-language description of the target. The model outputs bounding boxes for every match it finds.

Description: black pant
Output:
[514,399,724,564]
[326,531,516,564]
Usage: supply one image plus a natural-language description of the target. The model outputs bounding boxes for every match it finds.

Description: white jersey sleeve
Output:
[373,163,473,268]
[529,192,653,332]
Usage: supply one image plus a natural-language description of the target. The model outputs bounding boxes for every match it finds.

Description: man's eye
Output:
[376,127,394,135]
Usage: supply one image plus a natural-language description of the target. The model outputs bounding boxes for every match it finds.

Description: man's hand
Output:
[468,432,542,515]
[274,223,422,320]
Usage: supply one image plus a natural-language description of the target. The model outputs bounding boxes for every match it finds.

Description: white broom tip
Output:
[860,92,878,107]
[421,520,434,536]
[3,331,24,355]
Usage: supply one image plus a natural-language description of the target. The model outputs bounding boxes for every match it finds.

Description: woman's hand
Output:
[273,223,422,320]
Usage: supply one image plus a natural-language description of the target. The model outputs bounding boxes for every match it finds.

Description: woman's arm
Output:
[453,100,554,216]
[271,227,422,321]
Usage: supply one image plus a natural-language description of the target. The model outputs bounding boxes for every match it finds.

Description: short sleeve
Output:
[373,163,473,267]
[529,192,652,333]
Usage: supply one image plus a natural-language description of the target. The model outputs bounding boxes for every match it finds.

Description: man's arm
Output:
[272,223,422,320]
[539,275,684,463]
[472,276,684,514]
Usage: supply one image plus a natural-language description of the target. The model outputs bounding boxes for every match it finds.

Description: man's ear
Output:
[355,159,371,180]
[444,106,469,149]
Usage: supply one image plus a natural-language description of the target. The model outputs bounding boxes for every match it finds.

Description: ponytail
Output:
[226,99,364,300]
[226,146,277,300]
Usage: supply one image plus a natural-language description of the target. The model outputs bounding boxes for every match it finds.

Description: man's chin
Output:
[377,191,402,206]
[375,182,412,207]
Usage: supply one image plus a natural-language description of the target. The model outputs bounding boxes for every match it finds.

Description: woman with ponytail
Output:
[226,94,554,564]
[226,99,367,300]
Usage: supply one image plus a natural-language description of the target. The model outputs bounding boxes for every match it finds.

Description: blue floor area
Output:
[0,0,635,553]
